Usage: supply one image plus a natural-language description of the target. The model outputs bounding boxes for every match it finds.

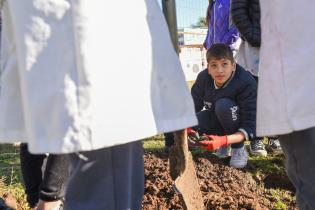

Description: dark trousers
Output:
[165,98,243,148]
[279,128,315,210]
[64,141,144,210]
[20,143,69,208]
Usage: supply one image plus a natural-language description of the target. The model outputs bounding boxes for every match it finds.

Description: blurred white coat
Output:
[257,0,315,136]
[0,0,197,153]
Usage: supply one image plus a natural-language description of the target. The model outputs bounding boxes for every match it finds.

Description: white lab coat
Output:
[236,41,260,77]
[0,0,197,153]
[257,0,315,136]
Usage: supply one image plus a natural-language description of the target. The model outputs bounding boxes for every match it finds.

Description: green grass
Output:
[142,135,165,152]
[245,146,296,210]
[0,144,29,210]
[270,188,296,210]
[0,144,23,185]
[142,134,207,155]
[274,200,287,210]
[248,153,286,176]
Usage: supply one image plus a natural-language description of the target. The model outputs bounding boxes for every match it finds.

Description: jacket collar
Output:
[213,69,236,89]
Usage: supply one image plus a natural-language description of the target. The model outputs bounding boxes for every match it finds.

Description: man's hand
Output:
[198,135,228,151]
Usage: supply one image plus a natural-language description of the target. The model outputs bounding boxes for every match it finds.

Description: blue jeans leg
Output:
[215,98,243,149]
[195,110,223,136]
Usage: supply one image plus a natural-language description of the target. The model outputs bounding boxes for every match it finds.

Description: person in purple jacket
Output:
[204,0,240,52]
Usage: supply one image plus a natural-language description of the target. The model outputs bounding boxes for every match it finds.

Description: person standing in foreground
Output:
[258,1,315,209]
[231,0,282,157]
[0,1,197,209]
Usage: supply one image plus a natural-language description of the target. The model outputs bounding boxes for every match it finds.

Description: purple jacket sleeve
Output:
[222,25,239,49]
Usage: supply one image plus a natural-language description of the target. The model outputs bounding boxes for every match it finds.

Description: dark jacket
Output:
[231,0,261,47]
[191,64,257,140]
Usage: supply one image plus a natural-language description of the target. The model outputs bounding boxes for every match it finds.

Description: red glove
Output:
[199,135,228,151]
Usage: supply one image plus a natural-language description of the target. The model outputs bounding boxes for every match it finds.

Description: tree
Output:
[192,17,207,28]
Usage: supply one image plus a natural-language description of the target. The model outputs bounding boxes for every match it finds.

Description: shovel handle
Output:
[169,129,189,180]
[173,129,188,151]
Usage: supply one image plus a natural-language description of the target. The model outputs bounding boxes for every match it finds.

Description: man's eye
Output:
[223,63,228,66]
[211,65,217,68]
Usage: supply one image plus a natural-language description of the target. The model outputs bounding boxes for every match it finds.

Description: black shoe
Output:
[268,138,282,154]
[249,138,267,156]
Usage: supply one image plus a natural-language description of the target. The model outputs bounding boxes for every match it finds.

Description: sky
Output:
[158,0,209,28]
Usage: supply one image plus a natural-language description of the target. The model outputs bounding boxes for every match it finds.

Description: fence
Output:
[160,0,209,82]
[0,144,21,186]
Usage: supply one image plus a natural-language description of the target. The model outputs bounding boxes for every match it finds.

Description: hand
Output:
[186,128,200,148]
[35,200,62,210]
[186,128,199,140]
[186,127,197,135]
[198,135,228,151]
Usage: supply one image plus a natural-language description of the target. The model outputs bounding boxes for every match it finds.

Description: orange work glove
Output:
[198,135,228,151]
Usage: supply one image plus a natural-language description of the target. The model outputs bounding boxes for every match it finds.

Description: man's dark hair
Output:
[206,43,234,63]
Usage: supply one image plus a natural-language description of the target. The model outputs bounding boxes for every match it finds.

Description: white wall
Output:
[179,47,206,81]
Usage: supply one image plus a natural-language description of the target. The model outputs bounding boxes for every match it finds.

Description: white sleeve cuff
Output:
[238,128,249,141]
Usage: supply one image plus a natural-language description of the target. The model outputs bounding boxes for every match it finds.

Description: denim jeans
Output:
[20,144,69,208]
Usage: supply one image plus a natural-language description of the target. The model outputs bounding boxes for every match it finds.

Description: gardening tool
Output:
[169,130,204,210]
[161,1,204,208]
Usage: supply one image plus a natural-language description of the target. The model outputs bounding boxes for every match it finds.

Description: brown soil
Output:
[142,151,297,210]
[0,150,296,210]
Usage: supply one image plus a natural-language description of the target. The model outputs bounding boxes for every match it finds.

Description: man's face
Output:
[207,58,236,86]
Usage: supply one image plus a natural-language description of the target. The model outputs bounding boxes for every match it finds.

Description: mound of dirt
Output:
[142,151,296,210]
[0,150,296,210]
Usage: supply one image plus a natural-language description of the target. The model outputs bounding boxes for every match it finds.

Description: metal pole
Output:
[162,0,179,54]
